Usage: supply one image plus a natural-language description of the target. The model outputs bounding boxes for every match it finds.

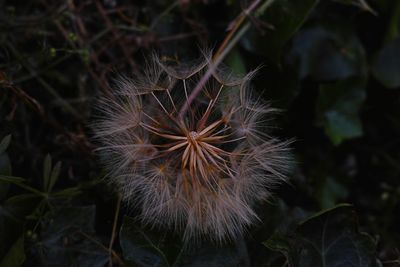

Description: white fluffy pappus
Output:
[92,53,293,242]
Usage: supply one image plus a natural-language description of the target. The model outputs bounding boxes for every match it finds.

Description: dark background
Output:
[1,0,400,266]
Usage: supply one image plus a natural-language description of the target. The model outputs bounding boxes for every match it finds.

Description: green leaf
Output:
[0,156,11,200]
[0,154,11,178]
[263,232,291,255]
[0,235,25,267]
[371,37,400,89]
[317,176,349,209]
[51,186,81,198]
[241,0,319,63]
[42,205,96,235]
[43,154,52,192]
[0,135,12,199]
[0,175,43,196]
[288,23,367,81]
[120,216,169,267]
[118,216,228,267]
[316,77,366,145]
[384,0,400,42]
[0,196,27,265]
[177,239,250,267]
[225,48,246,75]
[0,175,25,184]
[48,161,61,192]
[0,135,11,155]
[263,204,377,267]
[3,193,42,220]
[38,205,108,267]
[294,204,377,267]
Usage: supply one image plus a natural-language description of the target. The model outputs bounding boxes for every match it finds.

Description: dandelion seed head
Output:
[92,52,292,242]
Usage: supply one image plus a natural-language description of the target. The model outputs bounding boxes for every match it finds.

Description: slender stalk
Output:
[5,42,81,119]
[150,1,179,30]
[108,194,122,267]
[178,0,275,119]
[213,0,262,59]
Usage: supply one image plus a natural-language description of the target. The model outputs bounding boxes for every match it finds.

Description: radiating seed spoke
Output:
[167,141,188,152]
[198,119,223,136]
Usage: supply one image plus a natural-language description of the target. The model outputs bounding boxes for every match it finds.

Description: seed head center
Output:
[188,131,199,142]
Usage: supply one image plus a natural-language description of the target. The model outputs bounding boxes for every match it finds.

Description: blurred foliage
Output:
[1,0,400,266]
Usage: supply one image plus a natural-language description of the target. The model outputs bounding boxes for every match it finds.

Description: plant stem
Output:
[108,194,122,267]
[178,0,275,119]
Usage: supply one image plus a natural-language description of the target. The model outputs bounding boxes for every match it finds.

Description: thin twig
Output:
[150,1,179,30]
[2,79,92,154]
[2,81,45,116]
[53,17,112,97]
[213,0,261,60]
[108,194,122,267]
[95,0,135,68]
[5,42,82,119]
[158,32,199,42]
[178,0,275,119]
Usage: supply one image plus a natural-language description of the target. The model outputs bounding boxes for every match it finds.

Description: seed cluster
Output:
[93,54,292,242]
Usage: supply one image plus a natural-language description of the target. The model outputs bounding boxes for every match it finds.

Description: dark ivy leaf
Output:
[287,23,367,81]
[316,77,366,145]
[37,205,109,267]
[293,204,377,267]
[119,216,169,267]
[41,205,96,235]
[263,204,377,267]
[371,37,400,89]
[120,216,251,267]
[241,0,319,63]
[178,239,250,267]
[262,231,291,258]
